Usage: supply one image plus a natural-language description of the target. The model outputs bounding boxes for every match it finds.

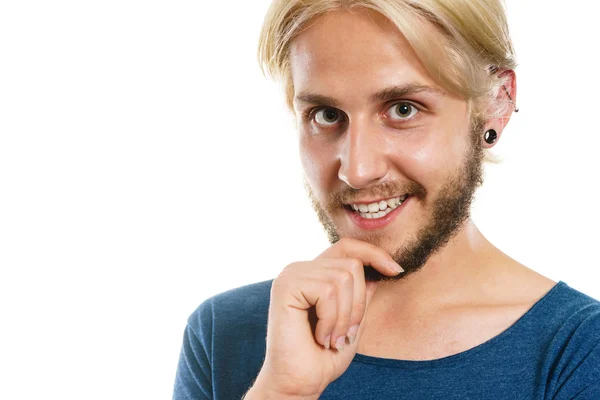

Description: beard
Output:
[306,121,485,282]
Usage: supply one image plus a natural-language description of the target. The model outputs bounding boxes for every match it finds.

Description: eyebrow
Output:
[294,83,444,108]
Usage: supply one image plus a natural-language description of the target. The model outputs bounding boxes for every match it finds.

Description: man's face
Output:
[290,9,484,282]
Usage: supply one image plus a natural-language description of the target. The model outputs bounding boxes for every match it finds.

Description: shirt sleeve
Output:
[551,309,600,400]
[173,300,214,400]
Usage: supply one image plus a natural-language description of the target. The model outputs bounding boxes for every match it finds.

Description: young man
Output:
[173,1,600,398]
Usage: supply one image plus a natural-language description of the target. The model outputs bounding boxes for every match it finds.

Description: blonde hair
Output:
[258,0,517,163]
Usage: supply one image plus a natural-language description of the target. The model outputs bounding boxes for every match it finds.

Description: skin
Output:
[245,8,557,399]
[290,9,555,361]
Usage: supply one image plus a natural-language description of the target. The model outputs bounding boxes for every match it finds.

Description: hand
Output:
[253,238,403,398]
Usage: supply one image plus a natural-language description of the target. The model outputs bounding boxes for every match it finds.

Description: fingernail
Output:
[324,335,331,349]
[387,260,404,273]
[335,336,346,351]
[347,325,359,344]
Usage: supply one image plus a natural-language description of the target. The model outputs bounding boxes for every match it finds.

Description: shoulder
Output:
[174,280,273,398]
[187,279,274,336]
[545,281,600,322]
[536,281,600,340]
[542,282,600,399]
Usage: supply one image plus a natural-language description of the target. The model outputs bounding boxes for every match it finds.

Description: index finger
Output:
[317,237,404,276]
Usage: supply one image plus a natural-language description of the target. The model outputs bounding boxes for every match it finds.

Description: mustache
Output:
[325,181,427,212]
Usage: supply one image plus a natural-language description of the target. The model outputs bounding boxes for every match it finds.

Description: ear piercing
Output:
[484,129,498,144]
[502,85,519,113]
[489,65,519,112]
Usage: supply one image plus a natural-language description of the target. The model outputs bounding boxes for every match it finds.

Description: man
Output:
[173,0,600,398]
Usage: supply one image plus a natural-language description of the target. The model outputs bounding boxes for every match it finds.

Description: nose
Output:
[337,117,389,189]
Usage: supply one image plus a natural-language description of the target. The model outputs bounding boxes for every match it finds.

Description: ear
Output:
[482,69,517,148]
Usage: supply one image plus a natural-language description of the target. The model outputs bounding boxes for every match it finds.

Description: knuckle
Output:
[276,266,291,280]
[337,269,354,286]
[274,270,290,284]
[274,264,302,287]
[341,305,353,320]
[277,262,305,280]
[271,276,287,294]
[323,283,336,300]
[347,258,363,272]
[282,261,302,272]
[335,318,351,334]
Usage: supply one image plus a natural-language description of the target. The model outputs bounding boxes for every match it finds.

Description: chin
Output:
[335,228,407,255]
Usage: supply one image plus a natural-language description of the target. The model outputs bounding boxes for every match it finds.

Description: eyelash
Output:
[303,101,422,127]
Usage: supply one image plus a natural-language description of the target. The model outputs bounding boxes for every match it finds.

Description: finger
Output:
[272,266,339,350]
[338,257,366,345]
[309,260,357,350]
[312,258,374,350]
[311,279,340,350]
[301,278,340,349]
[318,237,404,276]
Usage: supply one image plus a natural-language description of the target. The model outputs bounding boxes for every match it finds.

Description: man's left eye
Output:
[388,102,419,120]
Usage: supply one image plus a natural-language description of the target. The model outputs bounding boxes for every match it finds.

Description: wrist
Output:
[244,374,320,400]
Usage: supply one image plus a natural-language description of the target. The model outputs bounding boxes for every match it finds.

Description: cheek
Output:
[388,119,469,175]
[383,131,445,184]
[299,137,338,189]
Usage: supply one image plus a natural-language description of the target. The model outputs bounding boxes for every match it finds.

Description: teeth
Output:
[350,195,409,220]
[368,203,379,213]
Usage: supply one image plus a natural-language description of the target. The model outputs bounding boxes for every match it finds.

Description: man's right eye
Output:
[314,108,341,126]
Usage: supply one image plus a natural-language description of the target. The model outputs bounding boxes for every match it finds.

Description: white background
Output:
[0,1,598,399]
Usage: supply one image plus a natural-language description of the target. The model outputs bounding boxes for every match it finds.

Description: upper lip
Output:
[344,194,408,206]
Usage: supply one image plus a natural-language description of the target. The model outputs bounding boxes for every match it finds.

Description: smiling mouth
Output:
[344,194,409,219]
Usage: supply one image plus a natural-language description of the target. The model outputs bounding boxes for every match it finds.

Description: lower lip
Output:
[345,197,410,230]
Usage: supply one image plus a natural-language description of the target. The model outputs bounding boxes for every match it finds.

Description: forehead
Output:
[289,9,440,103]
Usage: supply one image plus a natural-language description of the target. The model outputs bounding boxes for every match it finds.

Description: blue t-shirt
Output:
[173,280,600,399]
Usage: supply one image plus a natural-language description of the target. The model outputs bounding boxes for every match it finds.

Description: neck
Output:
[374,219,500,311]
